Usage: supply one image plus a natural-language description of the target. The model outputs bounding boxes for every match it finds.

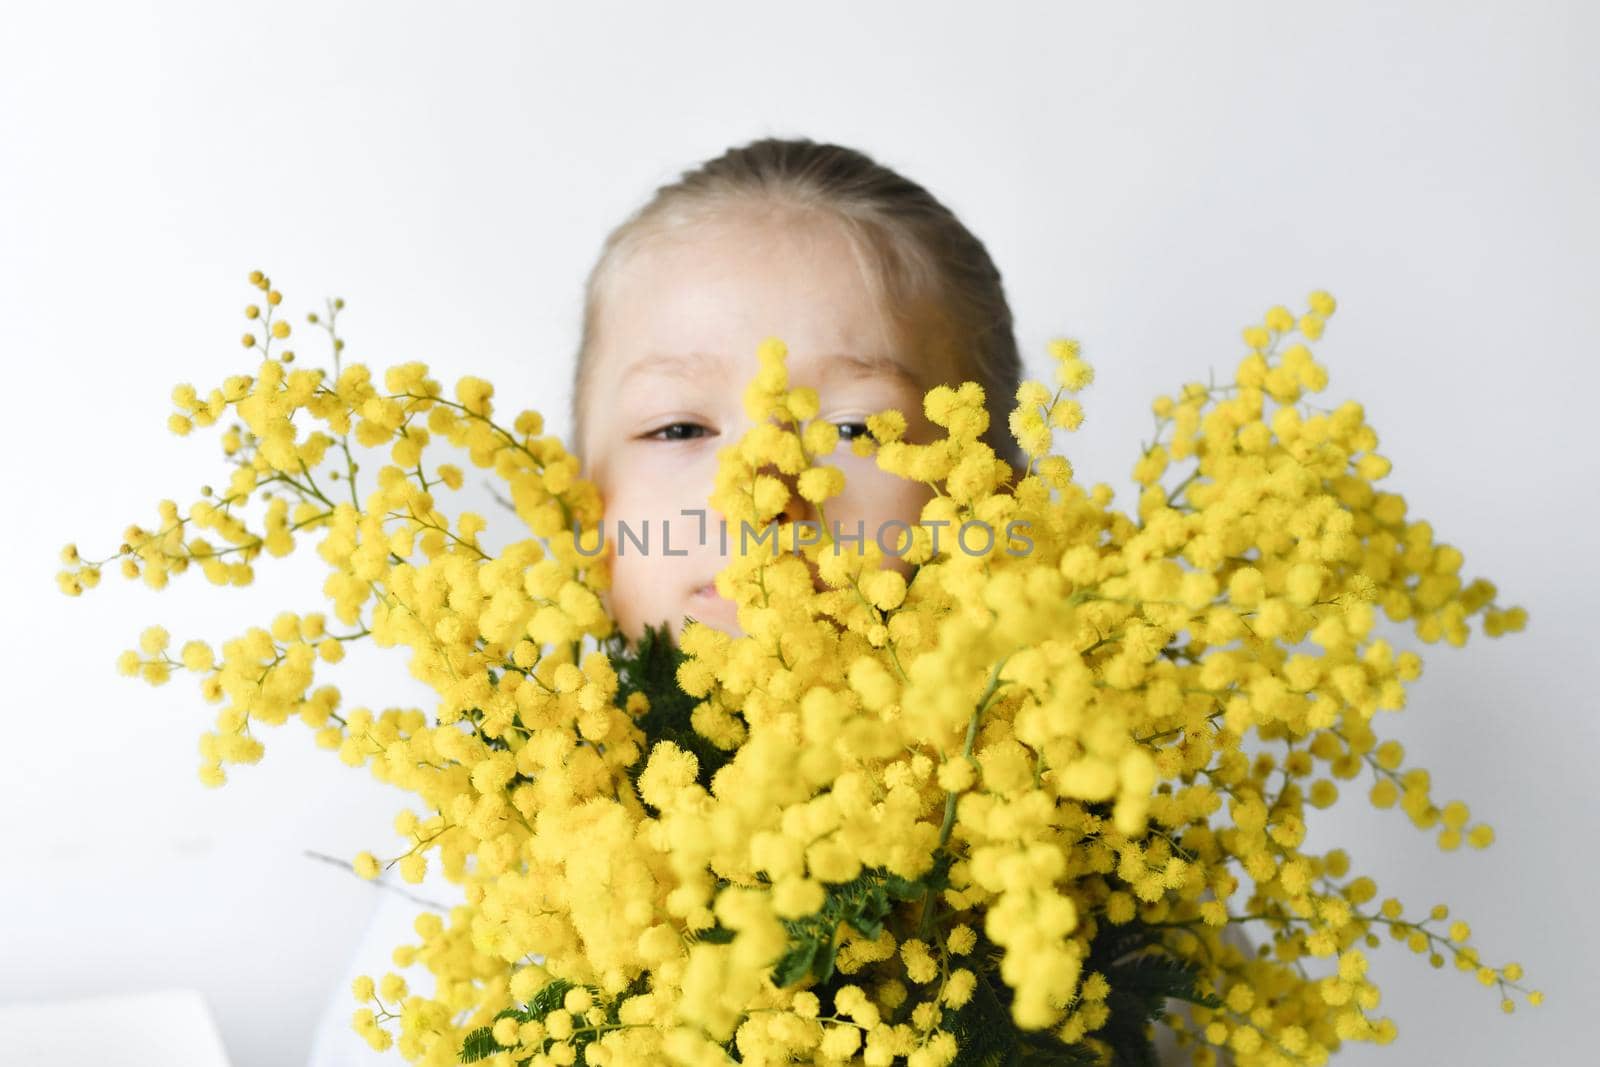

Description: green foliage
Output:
[1077,915,1220,1067]
[771,869,890,987]
[609,621,734,794]
[458,977,580,1065]
[929,910,1220,1067]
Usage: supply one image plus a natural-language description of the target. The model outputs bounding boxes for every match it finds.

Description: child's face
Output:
[578,209,954,646]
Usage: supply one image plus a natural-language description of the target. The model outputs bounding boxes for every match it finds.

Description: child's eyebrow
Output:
[622,350,920,388]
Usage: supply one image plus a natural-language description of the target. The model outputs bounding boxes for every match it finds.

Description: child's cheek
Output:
[834,457,935,528]
[601,548,649,645]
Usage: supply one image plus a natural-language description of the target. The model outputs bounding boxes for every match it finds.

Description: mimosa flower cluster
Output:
[58,272,1542,1066]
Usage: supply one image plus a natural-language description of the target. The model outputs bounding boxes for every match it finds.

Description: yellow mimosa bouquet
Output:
[56,272,1541,1066]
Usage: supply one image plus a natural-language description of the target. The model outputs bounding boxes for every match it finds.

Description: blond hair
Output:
[570,136,1026,472]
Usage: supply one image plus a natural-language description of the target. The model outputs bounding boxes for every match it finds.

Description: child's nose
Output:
[756,462,814,525]
[754,461,829,594]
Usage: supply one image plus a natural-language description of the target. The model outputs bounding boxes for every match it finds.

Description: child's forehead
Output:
[590,210,961,395]
[619,347,926,390]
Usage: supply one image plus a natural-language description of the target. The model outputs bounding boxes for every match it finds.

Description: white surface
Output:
[0,988,231,1066]
[1,2,1595,1065]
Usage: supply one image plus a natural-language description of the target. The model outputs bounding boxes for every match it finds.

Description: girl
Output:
[309,136,1226,1065]
[566,136,1026,646]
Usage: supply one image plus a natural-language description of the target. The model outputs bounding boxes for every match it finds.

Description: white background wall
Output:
[2,2,1595,1064]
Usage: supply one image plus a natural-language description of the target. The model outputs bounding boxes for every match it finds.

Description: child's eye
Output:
[836,421,876,443]
[644,421,713,442]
